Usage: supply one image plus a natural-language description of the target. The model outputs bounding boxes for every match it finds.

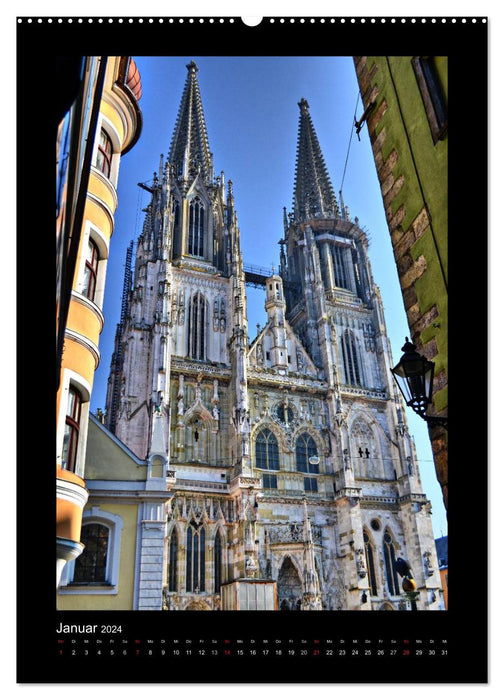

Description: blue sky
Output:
[91,55,447,538]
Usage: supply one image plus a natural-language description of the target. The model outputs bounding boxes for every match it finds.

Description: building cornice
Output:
[247,367,327,392]
[64,328,101,368]
[71,290,105,333]
[86,185,116,230]
[170,358,231,380]
[57,475,89,508]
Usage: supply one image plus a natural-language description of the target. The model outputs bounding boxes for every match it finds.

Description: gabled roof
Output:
[85,413,146,481]
[248,319,318,376]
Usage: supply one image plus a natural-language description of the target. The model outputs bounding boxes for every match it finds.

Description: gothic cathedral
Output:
[65,61,442,612]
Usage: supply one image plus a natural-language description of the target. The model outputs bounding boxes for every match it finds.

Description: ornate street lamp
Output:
[391,338,447,429]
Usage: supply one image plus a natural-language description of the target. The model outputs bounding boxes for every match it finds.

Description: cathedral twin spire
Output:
[168,61,213,183]
[168,63,339,223]
[293,97,339,222]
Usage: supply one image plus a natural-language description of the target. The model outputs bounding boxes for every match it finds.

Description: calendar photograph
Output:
[17,12,488,685]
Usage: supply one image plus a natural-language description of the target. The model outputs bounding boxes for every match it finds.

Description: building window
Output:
[62,386,82,472]
[262,473,278,489]
[255,428,280,471]
[341,330,362,386]
[173,200,180,232]
[188,197,205,257]
[303,477,318,492]
[331,245,349,289]
[412,56,447,143]
[73,523,109,583]
[214,530,222,593]
[83,238,99,301]
[59,509,123,593]
[96,128,113,178]
[296,433,319,473]
[188,292,207,360]
[276,403,294,424]
[168,530,178,592]
[383,531,401,596]
[171,199,181,257]
[186,521,205,592]
[363,531,378,596]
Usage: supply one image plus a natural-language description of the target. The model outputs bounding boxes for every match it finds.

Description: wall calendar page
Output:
[16,11,488,687]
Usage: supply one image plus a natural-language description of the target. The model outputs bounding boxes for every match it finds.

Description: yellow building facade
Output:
[56,57,142,586]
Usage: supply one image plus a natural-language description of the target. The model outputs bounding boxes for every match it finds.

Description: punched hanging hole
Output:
[241,16,263,27]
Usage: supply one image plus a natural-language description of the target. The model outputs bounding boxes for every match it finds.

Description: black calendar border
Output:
[16,15,488,684]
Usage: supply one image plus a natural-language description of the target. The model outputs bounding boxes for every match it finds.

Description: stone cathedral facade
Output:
[58,61,443,612]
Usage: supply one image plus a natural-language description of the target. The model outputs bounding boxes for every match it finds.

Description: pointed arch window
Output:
[188,197,205,257]
[383,531,401,596]
[186,521,205,593]
[172,198,181,257]
[363,531,378,596]
[341,329,362,386]
[188,292,207,360]
[256,429,280,471]
[173,199,180,233]
[296,433,319,473]
[331,245,349,289]
[256,428,279,489]
[214,530,223,593]
[168,529,178,592]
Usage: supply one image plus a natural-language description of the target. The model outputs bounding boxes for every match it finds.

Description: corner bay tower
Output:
[100,61,442,611]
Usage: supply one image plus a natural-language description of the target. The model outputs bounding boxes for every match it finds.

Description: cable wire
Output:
[340,90,362,194]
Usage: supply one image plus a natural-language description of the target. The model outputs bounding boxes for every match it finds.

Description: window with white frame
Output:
[96,128,113,178]
[61,385,82,472]
[82,237,99,302]
[59,509,123,593]
[73,523,109,583]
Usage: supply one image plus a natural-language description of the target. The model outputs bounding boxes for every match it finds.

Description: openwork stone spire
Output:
[293,98,339,221]
[168,61,213,182]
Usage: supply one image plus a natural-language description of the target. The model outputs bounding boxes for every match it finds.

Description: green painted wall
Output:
[365,56,448,411]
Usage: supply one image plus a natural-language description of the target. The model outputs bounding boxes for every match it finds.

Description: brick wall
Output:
[353,56,448,510]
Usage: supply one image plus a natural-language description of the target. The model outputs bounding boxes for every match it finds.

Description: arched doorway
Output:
[277,556,302,610]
